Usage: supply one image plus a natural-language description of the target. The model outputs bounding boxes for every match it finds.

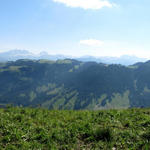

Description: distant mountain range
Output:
[0,49,147,65]
[1,59,150,109]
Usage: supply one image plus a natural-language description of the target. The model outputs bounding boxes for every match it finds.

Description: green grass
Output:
[0,107,150,149]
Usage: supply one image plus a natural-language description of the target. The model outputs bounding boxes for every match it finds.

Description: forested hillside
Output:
[0,59,150,109]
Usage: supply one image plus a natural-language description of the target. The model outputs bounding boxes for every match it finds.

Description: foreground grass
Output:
[0,107,150,149]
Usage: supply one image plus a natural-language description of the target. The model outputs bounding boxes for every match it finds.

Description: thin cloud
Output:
[53,0,114,10]
[80,39,104,47]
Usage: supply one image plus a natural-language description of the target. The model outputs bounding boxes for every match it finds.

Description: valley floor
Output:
[0,107,150,149]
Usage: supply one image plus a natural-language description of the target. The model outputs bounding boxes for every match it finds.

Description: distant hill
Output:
[0,49,147,65]
[1,59,150,109]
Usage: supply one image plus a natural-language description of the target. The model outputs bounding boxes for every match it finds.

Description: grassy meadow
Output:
[0,107,150,149]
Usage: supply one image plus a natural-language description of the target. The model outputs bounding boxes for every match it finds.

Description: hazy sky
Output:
[0,0,150,58]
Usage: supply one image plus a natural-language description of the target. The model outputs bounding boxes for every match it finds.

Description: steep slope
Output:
[0,59,150,109]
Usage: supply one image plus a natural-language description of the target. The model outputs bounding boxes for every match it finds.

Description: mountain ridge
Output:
[0,49,147,65]
[0,59,150,109]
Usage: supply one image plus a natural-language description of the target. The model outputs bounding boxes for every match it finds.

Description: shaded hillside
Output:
[0,59,150,109]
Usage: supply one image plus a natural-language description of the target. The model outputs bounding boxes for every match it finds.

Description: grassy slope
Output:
[0,107,150,149]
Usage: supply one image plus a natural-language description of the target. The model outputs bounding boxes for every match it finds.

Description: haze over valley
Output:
[0,49,147,66]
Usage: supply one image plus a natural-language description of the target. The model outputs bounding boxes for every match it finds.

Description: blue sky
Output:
[0,0,150,58]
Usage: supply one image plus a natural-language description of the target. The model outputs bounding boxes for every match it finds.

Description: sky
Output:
[0,0,150,58]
